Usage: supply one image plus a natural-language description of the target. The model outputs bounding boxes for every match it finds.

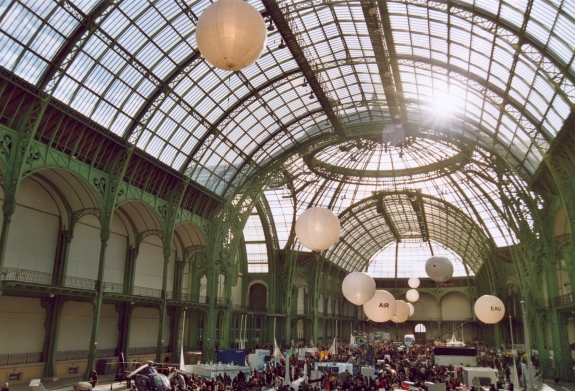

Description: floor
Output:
[8,375,129,391]
[6,375,575,391]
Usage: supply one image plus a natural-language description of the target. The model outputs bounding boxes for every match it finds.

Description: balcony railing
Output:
[553,292,575,307]
[0,352,43,366]
[2,267,53,285]
[2,267,207,303]
[375,277,472,289]
[63,275,97,290]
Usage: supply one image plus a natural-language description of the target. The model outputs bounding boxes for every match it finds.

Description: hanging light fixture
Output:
[278,39,286,49]
[196,0,267,71]
[294,207,340,251]
[302,78,308,87]
[267,19,275,31]
[309,92,315,99]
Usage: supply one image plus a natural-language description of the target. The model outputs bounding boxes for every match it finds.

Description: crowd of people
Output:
[156,342,519,391]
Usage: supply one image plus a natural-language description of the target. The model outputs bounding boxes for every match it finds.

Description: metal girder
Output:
[37,0,119,91]
[376,0,408,121]
[223,108,326,195]
[122,51,202,140]
[397,55,553,146]
[180,69,302,174]
[222,71,304,191]
[390,0,575,86]
[38,0,213,145]
[360,0,403,124]
[261,0,346,138]
[407,192,429,242]
[376,192,402,242]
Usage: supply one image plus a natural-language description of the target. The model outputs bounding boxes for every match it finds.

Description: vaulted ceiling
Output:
[1,0,573,274]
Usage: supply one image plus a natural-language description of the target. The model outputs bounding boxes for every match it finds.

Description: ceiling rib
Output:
[376,193,402,242]
[180,69,302,174]
[122,51,202,140]
[262,0,346,138]
[361,0,403,125]
[408,192,429,242]
[38,0,120,91]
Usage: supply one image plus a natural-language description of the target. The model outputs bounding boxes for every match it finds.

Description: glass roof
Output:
[366,238,473,279]
[0,0,571,277]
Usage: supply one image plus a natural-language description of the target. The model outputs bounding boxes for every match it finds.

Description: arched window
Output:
[415,323,426,333]
[243,209,269,273]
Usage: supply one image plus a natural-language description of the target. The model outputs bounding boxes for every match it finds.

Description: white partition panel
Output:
[441,292,472,321]
[0,296,46,354]
[135,236,164,290]
[130,307,160,348]
[58,301,94,351]
[104,214,129,284]
[67,214,101,280]
[5,180,59,273]
[97,304,120,350]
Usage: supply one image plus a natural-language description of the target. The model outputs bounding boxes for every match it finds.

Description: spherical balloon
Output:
[474,295,505,324]
[408,277,420,289]
[393,300,410,323]
[406,289,419,303]
[407,302,415,317]
[342,272,376,306]
[196,0,267,71]
[363,290,396,323]
[425,256,454,282]
[295,207,341,251]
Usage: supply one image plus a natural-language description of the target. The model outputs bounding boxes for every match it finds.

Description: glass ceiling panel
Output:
[0,0,571,231]
[366,239,471,279]
[0,0,88,85]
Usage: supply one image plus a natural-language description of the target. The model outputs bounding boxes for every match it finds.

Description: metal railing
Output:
[553,292,575,306]
[2,267,209,303]
[375,277,472,289]
[132,285,163,298]
[190,294,208,304]
[1,267,52,285]
[128,346,170,356]
[0,352,43,366]
[103,281,124,293]
[63,275,97,290]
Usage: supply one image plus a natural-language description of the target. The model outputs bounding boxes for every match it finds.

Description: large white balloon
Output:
[406,289,419,303]
[474,295,505,324]
[363,290,396,322]
[425,256,454,282]
[407,302,415,317]
[393,300,410,323]
[196,0,267,71]
[408,277,420,289]
[295,207,341,251]
[342,272,376,305]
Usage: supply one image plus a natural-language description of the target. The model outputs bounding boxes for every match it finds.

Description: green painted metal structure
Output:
[0,0,574,383]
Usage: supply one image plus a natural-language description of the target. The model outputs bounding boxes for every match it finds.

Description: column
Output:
[156,247,172,362]
[51,230,73,286]
[84,229,110,380]
[116,302,133,364]
[41,296,64,381]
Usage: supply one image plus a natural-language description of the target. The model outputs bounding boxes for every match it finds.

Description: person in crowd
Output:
[89,371,98,388]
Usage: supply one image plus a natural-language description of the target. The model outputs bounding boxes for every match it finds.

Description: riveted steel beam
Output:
[361,0,403,124]
[262,0,346,138]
